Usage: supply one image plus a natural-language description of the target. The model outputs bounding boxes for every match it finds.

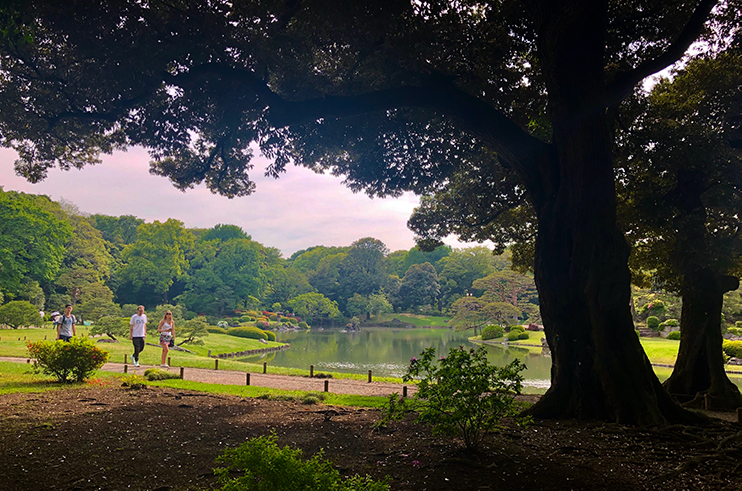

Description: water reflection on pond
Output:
[236,327,553,390]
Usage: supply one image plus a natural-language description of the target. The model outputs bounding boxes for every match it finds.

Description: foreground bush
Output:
[28,337,109,383]
[228,326,268,340]
[381,346,528,451]
[481,325,504,340]
[666,331,681,340]
[214,432,389,490]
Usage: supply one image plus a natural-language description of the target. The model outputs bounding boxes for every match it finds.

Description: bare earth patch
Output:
[0,385,741,490]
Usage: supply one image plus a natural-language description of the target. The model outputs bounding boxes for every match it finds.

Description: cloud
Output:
[0,147,481,256]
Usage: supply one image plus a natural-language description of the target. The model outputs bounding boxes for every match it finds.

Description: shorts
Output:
[58,335,72,342]
[159,333,172,344]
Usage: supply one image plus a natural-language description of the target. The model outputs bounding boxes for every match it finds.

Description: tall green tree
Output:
[0,189,71,297]
[617,47,742,409]
[397,262,440,310]
[3,0,737,423]
[116,219,194,305]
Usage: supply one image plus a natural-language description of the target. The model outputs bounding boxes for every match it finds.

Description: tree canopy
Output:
[2,0,740,423]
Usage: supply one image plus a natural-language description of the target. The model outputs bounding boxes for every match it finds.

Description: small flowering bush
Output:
[381,346,529,451]
[214,432,389,490]
[27,337,109,383]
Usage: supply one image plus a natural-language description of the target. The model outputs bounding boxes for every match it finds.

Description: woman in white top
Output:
[157,311,175,367]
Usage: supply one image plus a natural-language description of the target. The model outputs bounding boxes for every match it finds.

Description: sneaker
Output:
[161,364,169,368]
[134,361,140,367]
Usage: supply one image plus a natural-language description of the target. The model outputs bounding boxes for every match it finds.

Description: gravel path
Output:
[1,356,416,397]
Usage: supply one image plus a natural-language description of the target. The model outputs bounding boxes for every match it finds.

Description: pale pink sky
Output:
[0,146,476,256]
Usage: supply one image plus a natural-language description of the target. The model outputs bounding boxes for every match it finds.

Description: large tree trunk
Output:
[522,1,697,424]
[664,270,741,410]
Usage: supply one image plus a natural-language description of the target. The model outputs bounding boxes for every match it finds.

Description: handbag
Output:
[168,337,175,348]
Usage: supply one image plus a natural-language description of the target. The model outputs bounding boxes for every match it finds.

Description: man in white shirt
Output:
[130,305,147,367]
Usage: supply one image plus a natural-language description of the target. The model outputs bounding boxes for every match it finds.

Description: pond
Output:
[237,327,554,390]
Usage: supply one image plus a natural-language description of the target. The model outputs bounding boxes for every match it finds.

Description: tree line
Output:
[0,190,543,325]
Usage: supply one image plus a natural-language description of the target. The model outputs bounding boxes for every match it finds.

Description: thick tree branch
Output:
[603,0,717,108]
[266,79,552,200]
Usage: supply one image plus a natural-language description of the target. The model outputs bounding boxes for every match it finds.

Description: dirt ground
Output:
[1,384,742,490]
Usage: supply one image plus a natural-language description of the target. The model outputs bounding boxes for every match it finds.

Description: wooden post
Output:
[215,359,219,370]
[208,349,212,357]
[44,335,47,340]
[263,362,267,374]
[368,370,372,383]
[324,380,329,392]
[403,386,408,398]
[124,365,128,374]
[246,373,251,386]
[310,365,314,378]
[168,356,171,366]
[180,367,184,379]
[124,354,128,364]
[26,358,30,364]
[704,393,710,410]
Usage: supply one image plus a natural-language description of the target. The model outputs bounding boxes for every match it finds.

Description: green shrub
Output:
[666,331,681,340]
[381,346,528,451]
[646,316,660,330]
[722,340,742,359]
[228,326,268,340]
[240,315,252,322]
[144,368,181,381]
[289,317,299,325]
[509,325,525,333]
[663,318,679,327]
[27,337,109,383]
[298,321,308,328]
[214,432,389,491]
[269,313,278,321]
[207,326,229,334]
[507,331,521,341]
[727,327,742,337]
[0,300,42,328]
[481,325,504,340]
[264,330,277,341]
[517,332,529,340]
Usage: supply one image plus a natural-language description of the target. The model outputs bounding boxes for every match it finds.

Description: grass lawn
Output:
[0,359,389,407]
[0,360,121,395]
[374,313,451,327]
[0,327,403,384]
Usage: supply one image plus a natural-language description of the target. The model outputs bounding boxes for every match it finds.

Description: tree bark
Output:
[522,1,699,424]
[664,270,742,410]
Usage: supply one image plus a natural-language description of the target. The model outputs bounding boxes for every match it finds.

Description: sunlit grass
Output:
[0,361,119,394]
[147,379,389,408]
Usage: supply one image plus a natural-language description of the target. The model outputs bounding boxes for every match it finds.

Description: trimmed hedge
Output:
[722,339,742,359]
[264,330,277,341]
[517,332,529,340]
[227,326,268,340]
[646,316,660,330]
[666,331,681,340]
[481,325,504,340]
[507,331,521,341]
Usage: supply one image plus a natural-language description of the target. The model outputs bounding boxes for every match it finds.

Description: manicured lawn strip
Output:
[0,361,120,394]
[374,313,451,327]
[639,338,680,365]
[146,379,390,408]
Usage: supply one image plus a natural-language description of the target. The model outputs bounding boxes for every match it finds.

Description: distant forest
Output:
[0,187,545,326]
